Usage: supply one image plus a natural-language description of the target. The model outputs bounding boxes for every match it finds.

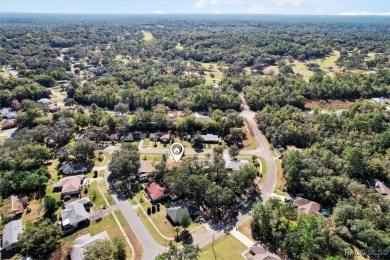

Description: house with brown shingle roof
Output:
[8,195,28,215]
[294,197,323,218]
[53,175,84,196]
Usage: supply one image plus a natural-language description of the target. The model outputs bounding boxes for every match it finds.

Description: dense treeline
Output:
[253,101,390,255]
[245,70,390,110]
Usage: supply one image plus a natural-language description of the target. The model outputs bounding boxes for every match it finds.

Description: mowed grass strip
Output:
[115,210,143,260]
[199,234,248,260]
[238,218,256,242]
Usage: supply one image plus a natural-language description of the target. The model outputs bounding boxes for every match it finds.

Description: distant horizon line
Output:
[1,12,389,16]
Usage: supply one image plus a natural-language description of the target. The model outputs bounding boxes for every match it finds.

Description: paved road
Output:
[239,93,277,202]
[103,167,165,260]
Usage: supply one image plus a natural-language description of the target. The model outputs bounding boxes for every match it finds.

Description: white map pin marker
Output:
[170,142,184,162]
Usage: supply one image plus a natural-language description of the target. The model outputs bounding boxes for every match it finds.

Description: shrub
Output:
[147,207,151,215]
[26,207,31,213]
[63,195,71,201]
[84,187,88,194]
[152,205,156,214]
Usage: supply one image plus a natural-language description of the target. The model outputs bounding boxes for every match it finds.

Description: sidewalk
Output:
[230,228,254,248]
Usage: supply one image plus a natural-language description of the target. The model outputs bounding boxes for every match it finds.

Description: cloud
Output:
[211,10,223,14]
[152,10,166,14]
[339,11,390,16]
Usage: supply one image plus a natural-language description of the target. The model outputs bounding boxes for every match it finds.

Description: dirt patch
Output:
[305,99,354,110]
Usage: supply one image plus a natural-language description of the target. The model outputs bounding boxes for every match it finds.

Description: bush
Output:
[63,195,71,201]
[152,205,156,214]
[26,207,31,213]
[84,187,88,194]
[94,170,98,178]
[147,207,151,215]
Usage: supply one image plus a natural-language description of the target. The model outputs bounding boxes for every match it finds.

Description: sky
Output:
[1,0,389,15]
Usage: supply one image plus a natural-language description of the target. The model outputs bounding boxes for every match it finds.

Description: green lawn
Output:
[200,234,247,260]
[83,180,115,208]
[136,207,171,247]
[142,30,154,41]
[238,218,255,243]
[140,153,163,163]
[115,210,142,259]
[316,50,340,68]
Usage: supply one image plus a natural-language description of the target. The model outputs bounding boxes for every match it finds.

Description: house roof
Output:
[225,160,249,171]
[70,231,109,260]
[37,98,51,105]
[139,160,155,173]
[55,175,84,194]
[250,246,266,255]
[1,119,16,130]
[146,182,166,201]
[375,180,390,198]
[200,134,219,142]
[61,199,89,226]
[2,219,23,250]
[294,197,322,218]
[59,162,90,175]
[247,253,281,260]
[167,206,189,224]
[75,133,85,141]
[9,195,27,213]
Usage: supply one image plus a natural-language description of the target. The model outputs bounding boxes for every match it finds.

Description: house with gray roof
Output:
[61,198,90,229]
[225,160,249,171]
[59,161,91,175]
[1,219,23,252]
[37,98,51,105]
[167,206,189,224]
[200,134,219,143]
[70,231,110,260]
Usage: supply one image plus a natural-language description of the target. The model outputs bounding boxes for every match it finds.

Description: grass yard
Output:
[238,218,255,242]
[142,30,154,41]
[199,234,248,260]
[83,180,115,208]
[46,159,62,202]
[0,136,7,143]
[140,153,163,163]
[94,151,111,166]
[292,61,313,81]
[242,124,259,150]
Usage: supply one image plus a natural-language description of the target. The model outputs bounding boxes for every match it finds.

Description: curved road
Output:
[239,93,277,202]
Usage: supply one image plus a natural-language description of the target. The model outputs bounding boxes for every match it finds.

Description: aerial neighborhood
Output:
[0,8,390,260]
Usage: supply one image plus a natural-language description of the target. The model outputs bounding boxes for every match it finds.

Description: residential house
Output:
[194,113,212,122]
[160,133,172,143]
[140,133,147,140]
[166,204,201,224]
[1,119,16,130]
[61,198,91,229]
[146,182,168,202]
[201,134,219,143]
[166,206,189,224]
[56,80,68,84]
[59,161,91,175]
[75,133,85,141]
[53,175,84,196]
[225,160,249,171]
[1,219,23,252]
[372,97,387,105]
[37,98,51,105]
[138,160,155,182]
[247,245,281,260]
[124,134,133,142]
[49,104,61,113]
[294,197,323,218]
[8,195,28,215]
[374,179,390,199]
[2,112,16,120]
[70,231,110,260]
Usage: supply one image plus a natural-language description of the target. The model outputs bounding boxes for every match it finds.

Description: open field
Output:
[142,30,154,41]
[316,50,340,70]
[200,234,247,260]
[292,61,313,81]
[305,99,354,110]
[175,43,184,50]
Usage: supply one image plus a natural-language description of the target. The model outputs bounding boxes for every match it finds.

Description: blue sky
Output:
[1,0,389,15]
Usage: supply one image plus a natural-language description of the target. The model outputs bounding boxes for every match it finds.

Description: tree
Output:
[179,211,192,230]
[84,239,114,260]
[44,195,57,217]
[73,139,95,161]
[191,134,204,150]
[19,220,62,259]
[155,244,200,260]
[250,203,271,241]
[108,146,140,189]
[113,237,126,260]
[114,102,128,115]
[228,144,239,159]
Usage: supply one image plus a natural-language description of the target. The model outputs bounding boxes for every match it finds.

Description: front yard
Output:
[199,234,248,260]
